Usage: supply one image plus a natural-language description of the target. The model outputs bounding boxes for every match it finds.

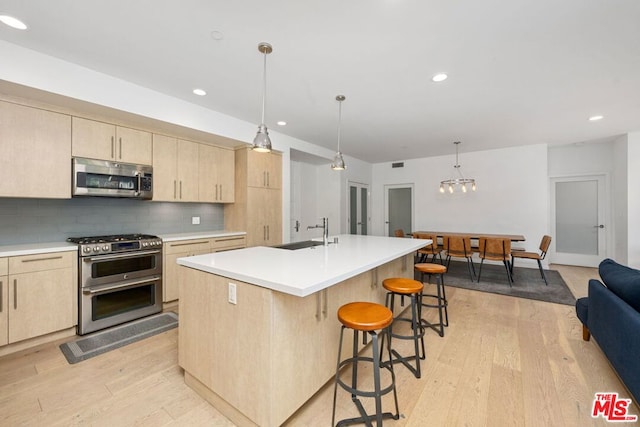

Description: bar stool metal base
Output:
[332,326,399,427]
[415,264,449,337]
[382,291,425,379]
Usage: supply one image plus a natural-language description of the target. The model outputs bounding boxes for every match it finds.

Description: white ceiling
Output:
[1,0,639,163]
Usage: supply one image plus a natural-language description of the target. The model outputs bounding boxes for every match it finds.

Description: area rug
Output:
[60,312,178,364]
[416,261,576,306]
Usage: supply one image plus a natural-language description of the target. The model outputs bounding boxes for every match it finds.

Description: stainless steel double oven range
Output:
[68,234,163,335]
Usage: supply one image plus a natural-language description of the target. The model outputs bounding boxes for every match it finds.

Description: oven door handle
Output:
[82,276,161,295]
[83,249,162,262]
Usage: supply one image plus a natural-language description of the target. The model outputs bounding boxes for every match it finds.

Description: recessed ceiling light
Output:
[277,121,287,126]
[0,15,28,30]
[588,115,604,121]
[432,73,448,82]
[210,30,224,41]
[193,88,207,96]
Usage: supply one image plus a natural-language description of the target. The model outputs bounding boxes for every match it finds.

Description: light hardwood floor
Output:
[0,264,637,426]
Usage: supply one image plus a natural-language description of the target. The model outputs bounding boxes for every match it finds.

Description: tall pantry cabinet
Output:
[225,147,282,247]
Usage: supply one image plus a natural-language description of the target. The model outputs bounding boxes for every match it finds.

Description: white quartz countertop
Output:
[0,242,78,257]
[159,230,246,242]
[177,234,430,297]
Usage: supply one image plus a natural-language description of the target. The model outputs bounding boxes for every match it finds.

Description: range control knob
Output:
[83,246,91,254]
[142,242,148,247]
[93,246,100,252]
[103,245,109,251]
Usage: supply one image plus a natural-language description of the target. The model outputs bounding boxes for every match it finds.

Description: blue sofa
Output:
[575,258,640,405]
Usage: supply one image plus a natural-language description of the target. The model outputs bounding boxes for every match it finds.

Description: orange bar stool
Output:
[415,263,449,337]
[332,302,400,427]
[381,277,425,379]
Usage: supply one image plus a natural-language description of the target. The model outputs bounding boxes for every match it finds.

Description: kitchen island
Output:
[177,234,429,427]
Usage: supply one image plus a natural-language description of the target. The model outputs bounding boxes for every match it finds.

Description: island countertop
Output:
[177,234,429,297]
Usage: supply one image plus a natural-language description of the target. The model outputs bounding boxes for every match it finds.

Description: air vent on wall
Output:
[391,162,404,168]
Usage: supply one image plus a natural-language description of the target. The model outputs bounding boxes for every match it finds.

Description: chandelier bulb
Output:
[462,183,467,193]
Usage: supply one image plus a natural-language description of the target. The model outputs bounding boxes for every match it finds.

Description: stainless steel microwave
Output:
[72,157,153,199]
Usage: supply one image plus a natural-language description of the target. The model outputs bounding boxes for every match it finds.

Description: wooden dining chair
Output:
[414,233,443,264]
[394,229,406,238]
[477,237,513,286]
[510,235,552,285]
[443,235,475,281]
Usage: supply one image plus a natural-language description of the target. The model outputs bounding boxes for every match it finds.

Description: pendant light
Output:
[439,141,476,193]
[331,95,346,170]
[252,42,273,153]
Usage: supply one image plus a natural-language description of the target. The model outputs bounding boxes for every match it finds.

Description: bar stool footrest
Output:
[421,318,445,337]
[336,409,399,427]
[336,356,396,399]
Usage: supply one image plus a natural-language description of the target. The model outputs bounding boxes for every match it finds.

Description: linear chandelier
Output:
[440,141,476,193]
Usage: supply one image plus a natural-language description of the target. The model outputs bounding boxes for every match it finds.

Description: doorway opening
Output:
[550,174,608,267]
[384,184,414,237]
[348,182,369,235]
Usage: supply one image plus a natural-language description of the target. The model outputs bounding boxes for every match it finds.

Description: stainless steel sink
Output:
[273,240,326,250]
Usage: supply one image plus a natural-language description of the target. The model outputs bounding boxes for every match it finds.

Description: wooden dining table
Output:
[412,231,526,242]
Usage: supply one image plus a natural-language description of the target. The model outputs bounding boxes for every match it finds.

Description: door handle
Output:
[594,224,605,228]
[294,220,300,232]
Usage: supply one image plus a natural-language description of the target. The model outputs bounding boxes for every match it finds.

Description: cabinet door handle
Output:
[173,180,177,199]
[0,280,3,313]
[267,172,270,187]
[371,268,378,289]
[169,240,210,247]
[111,136,115,159]
[119,137,123,159]
[180,181,183,199]
[315,292,321,320]
[13,279,17,310]
[267,225,270,240]
[263,171,266,187]
[21,255,63,263]
[215,184,218,200]
[219,185,222,200]
[322,289,328,318]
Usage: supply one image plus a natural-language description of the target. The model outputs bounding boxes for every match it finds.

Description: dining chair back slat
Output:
[477,237,513,286]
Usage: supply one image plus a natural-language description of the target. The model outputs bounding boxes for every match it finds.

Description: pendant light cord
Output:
[261,50,267,125]
[337,99,342,152]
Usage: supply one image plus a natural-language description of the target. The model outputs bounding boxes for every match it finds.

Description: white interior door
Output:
[550,175,607,267]
[348,182,369,235]
[384,184,413,237]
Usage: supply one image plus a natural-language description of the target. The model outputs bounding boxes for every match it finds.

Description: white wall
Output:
[627,132,640,268]
[372,144,549,265]
[613,135,629,264]
[290,160,341,242]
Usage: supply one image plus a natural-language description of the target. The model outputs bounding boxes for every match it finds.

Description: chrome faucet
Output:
[308,217,329,246]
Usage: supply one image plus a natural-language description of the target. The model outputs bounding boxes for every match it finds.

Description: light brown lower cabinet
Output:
[1,252,76,346]
[163,236,246,303]
[178,253,412,427]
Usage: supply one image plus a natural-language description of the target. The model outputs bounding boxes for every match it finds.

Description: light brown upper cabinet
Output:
[198,144,235,203]
[225,148,282,246]
[0,101,71,199]
[247,148,282,189]
[72,117,152,165]
[152,134,199,202]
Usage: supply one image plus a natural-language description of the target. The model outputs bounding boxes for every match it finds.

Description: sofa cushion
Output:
[599,258,640,313]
